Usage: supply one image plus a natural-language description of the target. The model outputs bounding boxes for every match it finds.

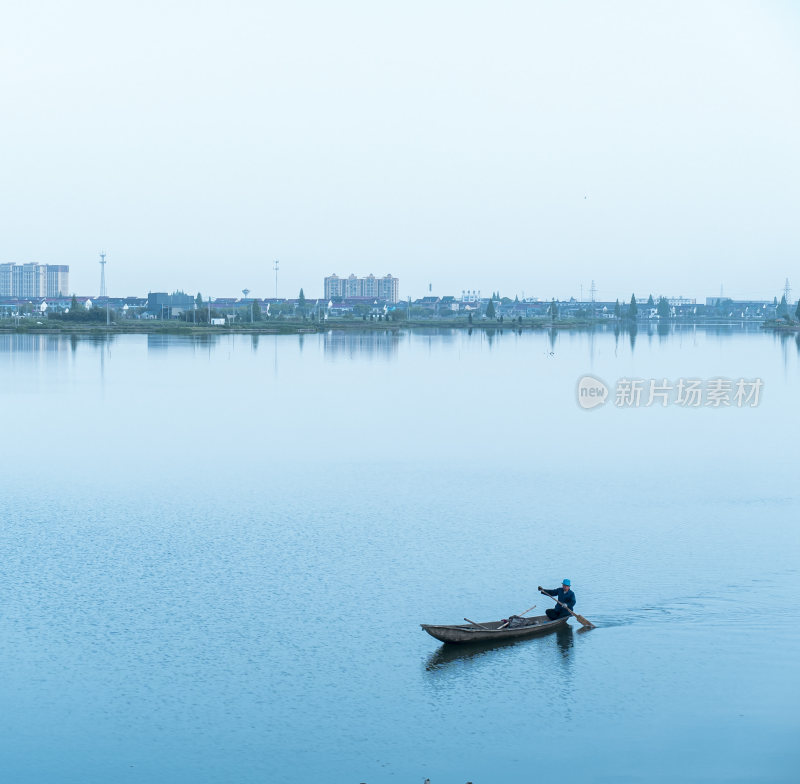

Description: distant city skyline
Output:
[1,256,798,305]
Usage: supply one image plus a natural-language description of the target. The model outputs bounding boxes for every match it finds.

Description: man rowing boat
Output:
[538,579,576,620]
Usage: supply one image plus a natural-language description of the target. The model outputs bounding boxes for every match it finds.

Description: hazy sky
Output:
[1,1,799,301]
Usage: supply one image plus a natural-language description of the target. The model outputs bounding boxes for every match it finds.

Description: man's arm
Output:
[538,585,558,598]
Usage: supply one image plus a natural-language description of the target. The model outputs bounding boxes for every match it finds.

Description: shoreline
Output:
[0,318,784,336]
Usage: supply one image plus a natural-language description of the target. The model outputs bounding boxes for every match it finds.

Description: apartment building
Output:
[324,273,399,302]
[0,263,69,298]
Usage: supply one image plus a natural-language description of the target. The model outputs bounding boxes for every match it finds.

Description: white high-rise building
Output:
[0,264,12,297]
[21,263,45,298]
[377,274,399,303]
[324,273,399,302]
[0,263,70,298]
[46,265,70,297]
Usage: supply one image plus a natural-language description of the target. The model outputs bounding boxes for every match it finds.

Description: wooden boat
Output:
[421,614,569,644]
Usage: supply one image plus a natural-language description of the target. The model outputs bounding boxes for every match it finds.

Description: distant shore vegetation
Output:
[2,289,800,333]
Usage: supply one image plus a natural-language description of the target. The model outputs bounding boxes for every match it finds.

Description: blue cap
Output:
[562,579,571,586]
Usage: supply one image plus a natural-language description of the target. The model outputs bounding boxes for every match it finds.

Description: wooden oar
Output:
[539,590,596,629]
[498,604,537,630]
[463,618,492,630]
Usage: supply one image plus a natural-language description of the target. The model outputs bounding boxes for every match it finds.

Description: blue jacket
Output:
[543,586,576,611]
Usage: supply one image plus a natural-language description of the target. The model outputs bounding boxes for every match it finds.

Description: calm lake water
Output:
[1,326,798,783]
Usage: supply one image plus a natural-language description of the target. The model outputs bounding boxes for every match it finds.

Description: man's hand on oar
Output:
[539,587,596,629]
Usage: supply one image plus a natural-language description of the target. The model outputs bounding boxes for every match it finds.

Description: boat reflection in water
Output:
[425,622,574,672]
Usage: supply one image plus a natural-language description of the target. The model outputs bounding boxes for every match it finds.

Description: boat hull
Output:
[421,614,569,644]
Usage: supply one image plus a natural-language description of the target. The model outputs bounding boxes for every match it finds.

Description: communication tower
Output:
[99,252,107,297]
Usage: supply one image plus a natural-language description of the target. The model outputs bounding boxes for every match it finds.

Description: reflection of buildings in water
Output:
[323,330,400,360]
[412,327,458,355]
[146,333,172,352]
[0,333,78,355]
[409,327,457,341]
[146,333,220,353]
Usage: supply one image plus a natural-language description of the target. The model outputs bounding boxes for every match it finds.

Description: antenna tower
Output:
[99,252,107,297]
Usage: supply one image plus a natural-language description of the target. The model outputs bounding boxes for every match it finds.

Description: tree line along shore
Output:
[3,289,799,331]
[2,290,798,333]
[0,315,794,336]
